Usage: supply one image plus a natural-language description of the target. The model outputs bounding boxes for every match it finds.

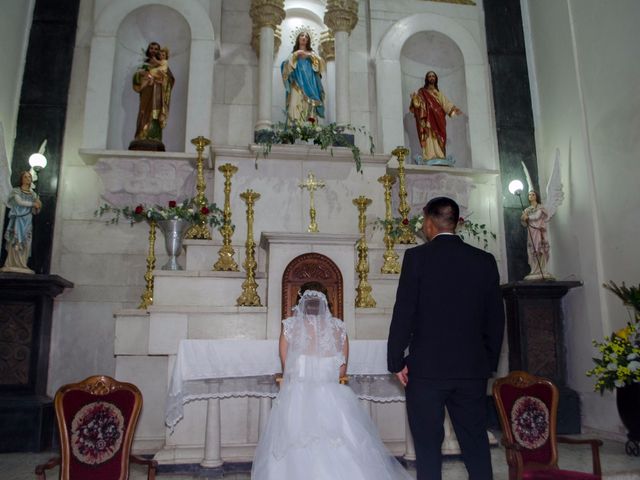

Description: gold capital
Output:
[319,30,335,62]
[324,0,358,34]
[250,0,286,30]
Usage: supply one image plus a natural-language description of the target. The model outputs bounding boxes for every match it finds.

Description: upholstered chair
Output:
[492,370,602,480]
[35,375,157,480]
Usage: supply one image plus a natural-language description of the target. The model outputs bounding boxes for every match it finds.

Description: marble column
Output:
[320,30,336,123]
[258,397,273,435]
[323,0,358,126]
[250,0,285,132]
[201,380,223,468]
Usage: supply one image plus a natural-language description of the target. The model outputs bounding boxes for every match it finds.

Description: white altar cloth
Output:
[166,339,405,428]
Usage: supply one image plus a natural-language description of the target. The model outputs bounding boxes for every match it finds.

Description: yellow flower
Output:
[615,325,631,340]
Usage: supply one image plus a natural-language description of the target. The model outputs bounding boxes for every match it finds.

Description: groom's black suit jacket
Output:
[387,234,504,379]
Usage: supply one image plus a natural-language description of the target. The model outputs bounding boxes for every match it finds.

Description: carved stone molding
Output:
[249,0,286,30]
[324,0,358,34]
[251,24,282,57]
[319,30,335,62]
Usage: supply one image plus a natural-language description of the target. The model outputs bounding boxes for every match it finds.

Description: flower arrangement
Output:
[586,281,640,393]
[255,118,374,173]
[95,198,223,228]
[375,213,496,250]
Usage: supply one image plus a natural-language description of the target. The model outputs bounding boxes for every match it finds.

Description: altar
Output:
[166,339,405,430]
[159,338,476,469]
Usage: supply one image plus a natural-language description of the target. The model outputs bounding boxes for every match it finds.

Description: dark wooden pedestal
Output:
[0,273,73,452]
[501,280,582,434]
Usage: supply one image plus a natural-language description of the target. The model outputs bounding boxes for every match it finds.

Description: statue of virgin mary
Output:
[281,29,325,123]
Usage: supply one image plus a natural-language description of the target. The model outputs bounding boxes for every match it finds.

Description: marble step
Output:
[153,270,267,307]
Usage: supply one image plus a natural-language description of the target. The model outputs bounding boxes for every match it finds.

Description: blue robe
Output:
[3,187,39,270]
[281,52,325,121]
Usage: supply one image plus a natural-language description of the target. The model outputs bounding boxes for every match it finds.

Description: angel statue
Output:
[0,125,42,274]
[520,150,564,281]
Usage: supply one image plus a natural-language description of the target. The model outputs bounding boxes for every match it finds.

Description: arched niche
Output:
[375,13,498,170]
[108,6,190,152]
[401,31,470,168]
[82,0,215,153]
[272,3,332,125]
[281,253,344,322]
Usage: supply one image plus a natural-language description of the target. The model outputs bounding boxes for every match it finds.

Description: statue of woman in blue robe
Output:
[1,171,41,273]
[281,31,325,123]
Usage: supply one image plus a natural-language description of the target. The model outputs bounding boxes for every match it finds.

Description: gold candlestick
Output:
[392,146,416,244]
[378,174,401,274]
[298,172,325,233]
[353,196,376,308]
[138,220,156,309]
[185,136,212,240]
[213,163,239,271]
[236,189,262,306]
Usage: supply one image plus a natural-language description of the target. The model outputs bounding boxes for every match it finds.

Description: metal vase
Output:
[157,219,191,270]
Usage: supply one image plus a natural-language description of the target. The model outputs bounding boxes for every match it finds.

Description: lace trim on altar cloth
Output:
[165,374,406,429]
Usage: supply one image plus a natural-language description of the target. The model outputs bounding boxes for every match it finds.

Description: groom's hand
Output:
[395,366,409,387]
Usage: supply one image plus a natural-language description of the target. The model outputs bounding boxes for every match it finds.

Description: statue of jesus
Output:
[410,70,463,165]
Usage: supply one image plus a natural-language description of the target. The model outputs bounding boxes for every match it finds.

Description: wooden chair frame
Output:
[35,375,157,480]
[492,371,602,480]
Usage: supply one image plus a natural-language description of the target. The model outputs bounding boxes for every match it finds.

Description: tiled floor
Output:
[3,435,639,479]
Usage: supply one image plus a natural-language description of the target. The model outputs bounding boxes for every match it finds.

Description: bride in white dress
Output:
[251,289,413,480]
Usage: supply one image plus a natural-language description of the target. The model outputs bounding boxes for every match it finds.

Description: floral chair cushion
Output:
[62,389,136,479]
[499,382,554,465]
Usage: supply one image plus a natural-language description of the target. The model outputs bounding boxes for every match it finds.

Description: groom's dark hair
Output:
[423,197,459,232]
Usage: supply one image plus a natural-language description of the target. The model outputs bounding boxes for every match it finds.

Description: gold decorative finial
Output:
[236,189,262,306]
[392,146,416,244]
[299,172,326,233]
[353,196,376,308]
[378,174,401,274]
[185,136,212,240]
[213,163,239,271]
[138,220,156,309]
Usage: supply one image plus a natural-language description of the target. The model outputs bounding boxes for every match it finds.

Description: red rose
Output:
[402,218,409,225]
[200,206,210,215]
[458,217,464,223]
[307,116,316,124]
[134,205,144,215]
[168,200,177,208]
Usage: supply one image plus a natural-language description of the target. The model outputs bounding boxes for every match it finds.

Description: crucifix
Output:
[298,171,326,232]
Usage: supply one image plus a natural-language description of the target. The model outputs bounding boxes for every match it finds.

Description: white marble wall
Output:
[522,0,640,439]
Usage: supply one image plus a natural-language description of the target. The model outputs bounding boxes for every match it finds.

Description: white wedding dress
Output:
[251,291,412,480]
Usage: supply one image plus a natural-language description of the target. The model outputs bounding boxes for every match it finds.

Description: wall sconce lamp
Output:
[508,179,525,208]
[28,139,47,186]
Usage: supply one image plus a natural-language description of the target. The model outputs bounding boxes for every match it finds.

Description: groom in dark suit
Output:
[387,197,504,480]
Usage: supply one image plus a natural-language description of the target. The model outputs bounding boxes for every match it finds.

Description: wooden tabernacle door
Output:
[281,253,343,320]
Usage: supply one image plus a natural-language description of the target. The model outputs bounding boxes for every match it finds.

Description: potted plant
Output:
[255,119,374,173]
[586,281,640,456]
